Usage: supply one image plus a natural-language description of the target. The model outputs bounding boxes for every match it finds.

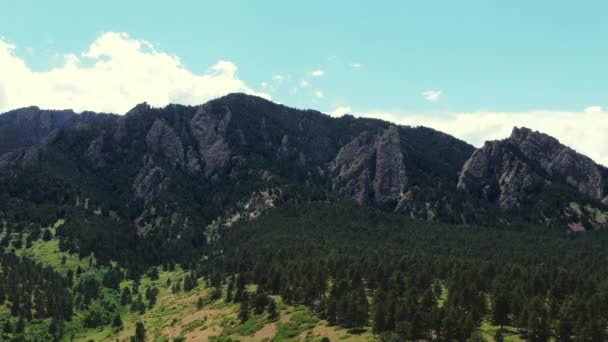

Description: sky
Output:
[1,0,607,164]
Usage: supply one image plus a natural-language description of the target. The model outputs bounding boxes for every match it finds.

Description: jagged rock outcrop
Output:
[86,135,106,168]
[458,127,605,209]
[0,106,116,154]
[132,155,170,203]
[0,147,41,170]
[457,140,545,209]
[190,106,232,175]
[510,127,604,200]
[330,125,407,208]
[145,119,185,166]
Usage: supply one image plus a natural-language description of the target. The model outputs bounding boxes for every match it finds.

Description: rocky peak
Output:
[190,106,232,175]
[145,119,185,167]
[509,127,604,200]
[330,125,407,209]
[458,127,605,210]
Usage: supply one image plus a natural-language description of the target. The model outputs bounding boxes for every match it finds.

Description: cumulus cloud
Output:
[0,32,268,114]
[422,90,442,102]
[300,80,309,88]
[358,107,608,166]
[329,106,352,117]
[314,90,324,99]
[311,69,324,77]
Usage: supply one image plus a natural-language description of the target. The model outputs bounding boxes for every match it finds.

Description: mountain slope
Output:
[0,93,607,239]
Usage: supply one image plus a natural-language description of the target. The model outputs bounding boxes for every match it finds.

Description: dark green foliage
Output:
[112,314,123,329]
[238,295,250,323]
[526,297,550,342]
[492,293,509,330]
[133,321,146,342]
[0,252,72,322]
[267,298,278,320]
[203,200,608,341]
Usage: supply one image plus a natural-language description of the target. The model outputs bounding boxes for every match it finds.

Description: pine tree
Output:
[526,297,550,342]
[494,329,505,342]
[134,321,146,342]
[492,293,510,331]
[112,314,123,329]
[373,303,387,333]
[268,298,279,320]
[239,299,250,323]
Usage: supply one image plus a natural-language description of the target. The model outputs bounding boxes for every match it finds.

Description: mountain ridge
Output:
[1,93,607,234]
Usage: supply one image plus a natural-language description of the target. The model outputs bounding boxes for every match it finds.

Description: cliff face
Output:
[330,125,408,209]
[1,94,606,233]
[458,128,605,210]
[0,106,116,154]
[0,106,117,170]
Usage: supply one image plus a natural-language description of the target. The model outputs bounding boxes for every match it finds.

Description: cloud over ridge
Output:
[360,107,608,166]
[0,32,268,114]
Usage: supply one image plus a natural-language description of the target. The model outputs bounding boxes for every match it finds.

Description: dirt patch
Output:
[186,325,223,341]
[252,322,277,341]
[182,308,224,326]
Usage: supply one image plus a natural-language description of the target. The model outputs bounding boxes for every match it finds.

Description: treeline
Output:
[0,250,73,341]
[203,201,608,341]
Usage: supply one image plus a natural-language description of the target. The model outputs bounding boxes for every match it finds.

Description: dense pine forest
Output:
[1,196,608,341]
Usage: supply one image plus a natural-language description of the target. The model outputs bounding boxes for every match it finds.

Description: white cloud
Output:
[358,107,608,166]
[329,106,352,117]
[300,80,309,88]
[0,32,269,114]
[311,69,325,77]
[273,74,288,83]
[349,63,362,68]
[314,90,324,99]
[422,90,442,102]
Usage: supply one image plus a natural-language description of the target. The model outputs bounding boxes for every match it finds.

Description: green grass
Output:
[480,321,524,342]
[275,305,320,341]
[219,313,267,337]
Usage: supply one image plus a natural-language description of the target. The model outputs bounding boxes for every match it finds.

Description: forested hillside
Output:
[1,94,608,341]
[1,200,608,341]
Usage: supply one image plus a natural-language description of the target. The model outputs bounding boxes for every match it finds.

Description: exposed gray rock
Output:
[86,135,105,168]
[186,147,202,173]
[510,127,603,200]
[145,119,185,166]
[330,125,407,208]
[132,155,170,203]
[374,125,408,207]
[0,146,42,171]
[0,106,117,154]
[190,106,232,175]
[458,127,604,209]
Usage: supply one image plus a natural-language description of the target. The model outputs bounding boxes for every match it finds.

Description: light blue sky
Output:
[1,1,608,164]
[2,0,607,112]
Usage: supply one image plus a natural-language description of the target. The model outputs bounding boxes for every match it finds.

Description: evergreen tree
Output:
[134,321,146,342]
[526,297,550,342]
[268,298,279,320]
[112,314,123,329]
[492,293,510,331]
[239,299,250,323]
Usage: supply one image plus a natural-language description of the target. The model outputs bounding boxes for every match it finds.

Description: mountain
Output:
[1,93,607,237]
[458,127,608,230]
[2,94,608,341]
